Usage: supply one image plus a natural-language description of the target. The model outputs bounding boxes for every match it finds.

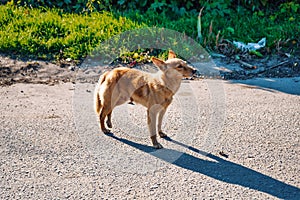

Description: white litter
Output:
[233,37,266,52]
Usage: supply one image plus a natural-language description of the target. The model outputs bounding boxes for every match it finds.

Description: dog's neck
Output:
[156,70,182,94]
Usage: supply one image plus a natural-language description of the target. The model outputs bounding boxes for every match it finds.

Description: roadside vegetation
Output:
[0,0,299,63]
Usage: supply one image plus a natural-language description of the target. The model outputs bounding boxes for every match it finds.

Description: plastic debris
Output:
[233,37,266,52]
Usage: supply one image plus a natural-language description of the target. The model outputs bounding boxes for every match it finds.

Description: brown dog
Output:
[94,50,197,148]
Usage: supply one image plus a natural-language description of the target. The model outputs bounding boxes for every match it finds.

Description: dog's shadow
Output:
[107,133,299,199]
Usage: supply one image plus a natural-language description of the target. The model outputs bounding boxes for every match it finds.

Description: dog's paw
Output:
[158,131,167,138]
[106,120,112,128]
[153,143,163,149]
[102,128,111,134]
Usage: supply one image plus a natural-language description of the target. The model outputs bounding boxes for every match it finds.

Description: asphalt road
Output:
[0,78,299,199]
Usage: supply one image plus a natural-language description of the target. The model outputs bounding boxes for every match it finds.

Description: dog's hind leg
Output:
[99,106,112,134]
[106,111,112,128]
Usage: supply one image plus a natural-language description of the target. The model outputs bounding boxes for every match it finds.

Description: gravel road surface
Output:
[0,78,299,199]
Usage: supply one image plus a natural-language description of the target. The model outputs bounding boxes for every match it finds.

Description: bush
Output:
[3,1,299,15]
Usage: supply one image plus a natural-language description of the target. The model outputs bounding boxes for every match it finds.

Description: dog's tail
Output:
[94,90,101,115]
[94,71,109,115]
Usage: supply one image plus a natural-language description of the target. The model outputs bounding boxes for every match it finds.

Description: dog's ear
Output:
[152,57,167,71]
[168,50,176,59]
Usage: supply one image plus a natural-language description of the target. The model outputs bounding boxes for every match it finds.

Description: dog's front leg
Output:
[158,100,172,138]
[147,107,163,149]
[157,108,167,138]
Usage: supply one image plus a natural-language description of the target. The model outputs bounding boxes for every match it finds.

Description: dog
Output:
[94,50,197,148]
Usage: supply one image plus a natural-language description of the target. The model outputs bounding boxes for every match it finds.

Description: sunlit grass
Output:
[0,4,299,62]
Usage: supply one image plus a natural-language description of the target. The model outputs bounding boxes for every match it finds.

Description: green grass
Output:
[0,5,144,61]
[120,9,299,49]
[0,4,299,62]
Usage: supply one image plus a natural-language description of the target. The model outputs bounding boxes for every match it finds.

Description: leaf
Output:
[64,0,71,4]
[226,27,235,34]
[291,4,298,13]
[269,15,276,21]
[223,9,230,14]
[118,0,126,5]
[289,17,295,22]
[139,0,148,7]
[260,0,268,6]
[258,11,264,17]
[249,50,263,57]
[57,2,64,7]
[280,8,286,13]
[186,2,193,10]
[179,7,186,15]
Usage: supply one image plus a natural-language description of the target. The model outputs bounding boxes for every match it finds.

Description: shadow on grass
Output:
[108,133,300,199]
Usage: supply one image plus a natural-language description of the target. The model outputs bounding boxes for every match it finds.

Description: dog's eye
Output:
[177,65,183,68]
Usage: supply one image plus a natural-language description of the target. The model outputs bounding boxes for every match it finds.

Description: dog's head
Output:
[152,50,197,78]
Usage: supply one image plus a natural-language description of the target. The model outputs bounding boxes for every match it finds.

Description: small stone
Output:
[150,184,159,190]
[68,66,75,71]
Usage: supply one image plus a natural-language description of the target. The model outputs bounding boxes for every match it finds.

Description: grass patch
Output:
[119,8,299,51]
[0,4,299,62]
[0,5,144,61]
